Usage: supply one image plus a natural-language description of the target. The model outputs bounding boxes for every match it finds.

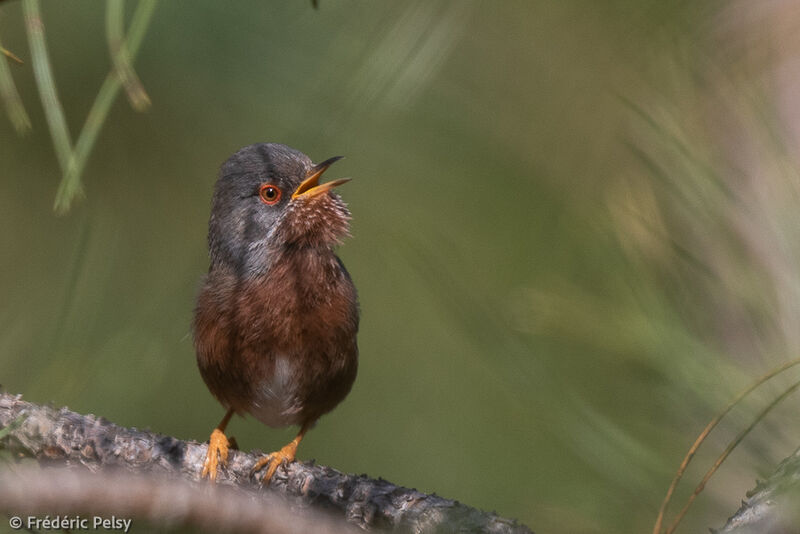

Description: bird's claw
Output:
[252,443,298,484]
[201,428,230,482]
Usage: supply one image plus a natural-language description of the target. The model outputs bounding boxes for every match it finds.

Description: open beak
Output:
[292,156,350,200]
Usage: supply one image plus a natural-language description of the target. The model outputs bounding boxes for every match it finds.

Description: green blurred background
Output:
[3,1,800,532]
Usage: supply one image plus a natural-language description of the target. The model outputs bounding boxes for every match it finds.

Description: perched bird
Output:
[193,143,359,483]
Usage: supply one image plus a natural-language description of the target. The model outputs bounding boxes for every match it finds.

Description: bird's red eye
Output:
[259,184,281,205]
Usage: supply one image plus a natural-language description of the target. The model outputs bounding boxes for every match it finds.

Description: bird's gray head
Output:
[208,143,351,275]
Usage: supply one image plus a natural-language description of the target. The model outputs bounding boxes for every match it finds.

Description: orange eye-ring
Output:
[259,184,282,205]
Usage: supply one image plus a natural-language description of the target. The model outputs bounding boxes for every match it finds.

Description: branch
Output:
[716,445,800,533]
[0,466,353,534]
[0,393,533,533]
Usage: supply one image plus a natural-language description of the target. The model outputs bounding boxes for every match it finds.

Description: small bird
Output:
[193,143,359,483]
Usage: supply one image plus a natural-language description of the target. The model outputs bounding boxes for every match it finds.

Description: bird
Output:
[193,142,359,484]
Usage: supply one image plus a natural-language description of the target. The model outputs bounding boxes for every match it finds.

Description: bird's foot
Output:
[201,428,230,481]
[251,440,299,484]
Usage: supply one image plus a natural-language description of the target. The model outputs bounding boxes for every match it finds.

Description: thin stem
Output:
[652,357,800,534]
[105,0,150,111]
[665,377,800,534]
[22,0,72,171]
[0,35,31,133]
[1,46,23,64]
[55,0,157,214]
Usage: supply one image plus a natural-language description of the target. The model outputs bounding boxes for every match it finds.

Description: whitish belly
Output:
[248,356,303,428]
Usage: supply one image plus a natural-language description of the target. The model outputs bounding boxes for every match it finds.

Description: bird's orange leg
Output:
[201,408,234,482]
[252,422,311,484]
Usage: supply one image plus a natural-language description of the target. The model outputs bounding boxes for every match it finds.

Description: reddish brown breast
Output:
[193,247,358,428]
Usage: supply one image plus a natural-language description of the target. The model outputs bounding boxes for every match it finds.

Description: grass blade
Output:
[55,0,157,214]
[653,357,800,534]
[22,0,73,172]
[0,36,31,133]
[105,0,151,112]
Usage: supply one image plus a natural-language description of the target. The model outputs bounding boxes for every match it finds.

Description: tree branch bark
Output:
[0,392,533,533]
[0,466,354,534]
[716,445,800,533]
